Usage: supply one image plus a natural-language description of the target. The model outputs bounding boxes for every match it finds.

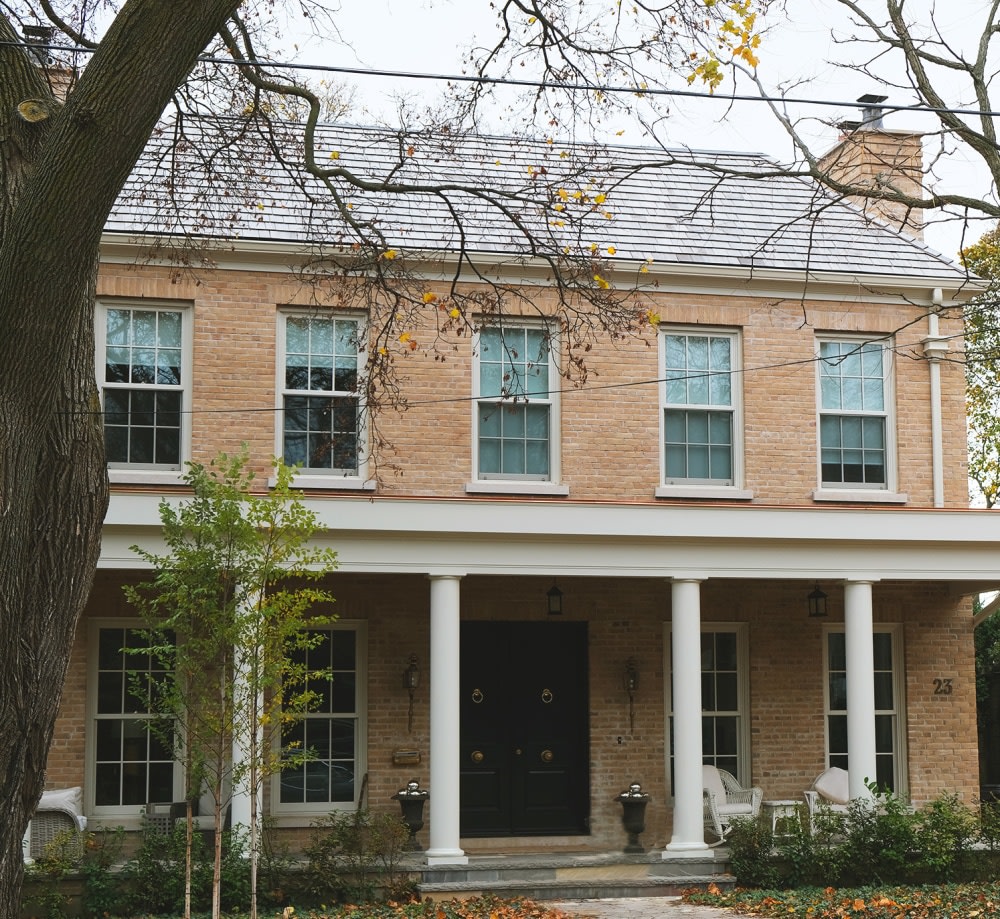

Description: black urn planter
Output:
[616,782,650,853]
[392,780,429,852]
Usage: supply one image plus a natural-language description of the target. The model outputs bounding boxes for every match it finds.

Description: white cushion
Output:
[718,803,754,816]
[812,767,849,805]
[37,786,86,831]
[703,766,727,800]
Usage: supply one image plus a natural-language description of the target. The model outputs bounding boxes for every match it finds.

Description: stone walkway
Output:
[550,897,746,918]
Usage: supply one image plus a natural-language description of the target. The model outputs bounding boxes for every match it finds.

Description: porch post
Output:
[844,580,877,800]
[425,574,468,865]
[666,577,709,854]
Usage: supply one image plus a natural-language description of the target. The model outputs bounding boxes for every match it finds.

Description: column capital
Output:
[669,573,708,584]
[426,572,466,581]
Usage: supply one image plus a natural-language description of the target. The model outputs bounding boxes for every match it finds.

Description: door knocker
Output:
[541,688,554,704]
[471,688,484,704]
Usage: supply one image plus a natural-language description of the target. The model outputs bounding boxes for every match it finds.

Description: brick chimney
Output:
[22,24,76,101]
[818,94,925,239]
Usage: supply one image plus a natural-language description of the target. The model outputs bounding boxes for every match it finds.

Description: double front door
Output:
[459,621,590,836]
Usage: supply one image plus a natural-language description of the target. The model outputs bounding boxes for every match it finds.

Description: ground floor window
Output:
[274,623,366,813]
[824,625,905,792]
[88,624,178,814]
[666,623,749,791]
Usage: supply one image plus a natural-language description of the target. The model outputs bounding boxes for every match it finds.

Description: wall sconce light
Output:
[808,584,829,618]
[546,583,563,616]
[624,658,639,732]
[404,654,420,732]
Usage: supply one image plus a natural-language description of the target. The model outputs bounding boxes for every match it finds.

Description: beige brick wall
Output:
[95,263,967,508]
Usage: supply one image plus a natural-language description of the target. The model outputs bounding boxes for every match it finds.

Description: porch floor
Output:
[409,849,734,902]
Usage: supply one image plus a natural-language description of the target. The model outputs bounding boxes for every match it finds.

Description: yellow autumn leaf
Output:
[553,203,566,212]
[607,246,617,255]
[422,292,438,304]
[399,332,411,343]
[382,249,397,260]
[593,274,610,290]
[558,188,569,201]
[595,193,607,204]
[449,308,461,318]
[646,310,661,325]
[329,150,340,160]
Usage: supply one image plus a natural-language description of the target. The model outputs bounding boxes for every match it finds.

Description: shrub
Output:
[304,809,413,905]
[726,817,781,888]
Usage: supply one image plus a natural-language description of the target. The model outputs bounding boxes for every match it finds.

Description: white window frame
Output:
[276,311,374,491]
[822,623,907,796]
[85,619,184,823]
[466,321,568,496]
[664,622,750,797]
[656,327,751,500]
[96,301,192,486]
[270,621,367,822]
[813,335,906,503]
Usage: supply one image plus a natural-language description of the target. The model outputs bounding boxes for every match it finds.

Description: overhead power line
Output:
[6,38,1000,120]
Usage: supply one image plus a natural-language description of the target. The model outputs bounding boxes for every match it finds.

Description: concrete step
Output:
[414,852,734,902]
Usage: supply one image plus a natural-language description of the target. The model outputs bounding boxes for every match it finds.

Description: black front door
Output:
[460,621,590,836]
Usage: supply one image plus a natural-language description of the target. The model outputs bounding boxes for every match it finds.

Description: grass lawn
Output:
[683,881,1000,917]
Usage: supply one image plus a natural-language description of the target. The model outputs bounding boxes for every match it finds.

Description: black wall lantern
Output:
[808,584,829,618]
[404,654,420,732]
[547,583,563,616]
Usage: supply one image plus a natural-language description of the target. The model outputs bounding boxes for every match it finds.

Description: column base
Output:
[425,850,469,865]
[663,841,711,858]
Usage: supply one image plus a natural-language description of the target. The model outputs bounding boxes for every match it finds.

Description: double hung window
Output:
[824,626,904,792]
[818,339,890,488]
[276,625,364,812]
[475,325,554,480]
[281,315,362,475]
[662,330,739,486]
[100,306,185,468]
[89,625,177,814]
[666,624,749,792]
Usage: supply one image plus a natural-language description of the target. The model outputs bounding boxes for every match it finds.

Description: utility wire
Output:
[6,38,1000,120]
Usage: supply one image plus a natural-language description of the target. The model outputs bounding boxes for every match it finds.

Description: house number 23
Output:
[933,678,954,696]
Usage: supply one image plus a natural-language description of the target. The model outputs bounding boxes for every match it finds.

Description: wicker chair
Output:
[803,766,851,834]
[703,765,763,843]
[25,787,87,862]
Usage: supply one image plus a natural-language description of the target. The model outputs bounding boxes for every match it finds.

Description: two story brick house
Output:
[40,115,1000,862]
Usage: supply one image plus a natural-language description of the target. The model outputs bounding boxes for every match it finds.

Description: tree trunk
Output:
[0,2,241,911]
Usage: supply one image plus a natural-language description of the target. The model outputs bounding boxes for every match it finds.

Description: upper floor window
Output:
[281,314,362,476]
[662,330,739,486]
[475,325,555,481]
[818,339,890,488]
[100,306,186,469]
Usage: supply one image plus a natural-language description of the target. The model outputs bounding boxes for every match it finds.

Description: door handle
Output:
[471,750,485,763]
[514,748,523,756]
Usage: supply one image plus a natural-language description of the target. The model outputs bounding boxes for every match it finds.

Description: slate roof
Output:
[105,118,967,282]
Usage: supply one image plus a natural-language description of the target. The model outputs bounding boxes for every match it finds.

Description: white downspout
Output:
[922,288,950,508]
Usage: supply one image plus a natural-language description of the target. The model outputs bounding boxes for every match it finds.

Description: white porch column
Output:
[425,574,468,865]
[844,580,877,801]
[666,577,709,855]
[229,649,257,844]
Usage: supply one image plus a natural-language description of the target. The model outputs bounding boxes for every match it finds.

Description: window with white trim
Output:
[275,624,365,813]
[100,305,186,468]
[824,625,905,792]
[818,339,892,488]
[280,314,363,475]
[662,330,739,486]
[475,325,554,480]
[666,624,749,791]
[88,624,179,815]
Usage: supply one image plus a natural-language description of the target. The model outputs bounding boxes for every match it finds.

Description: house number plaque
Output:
[932,678,954,698]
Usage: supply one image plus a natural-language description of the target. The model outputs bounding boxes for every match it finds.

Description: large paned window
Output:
[666,624,749,792]
[90,625,176,814]
[475,325,553,480]
[662,331,738,485]
[281,315,362,475]
[818,339,890,487]
[101,306,185,468]
[825,626,904,792]
[276,626,364,812]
